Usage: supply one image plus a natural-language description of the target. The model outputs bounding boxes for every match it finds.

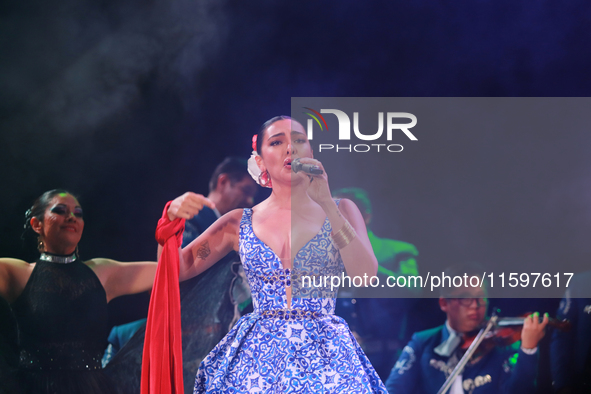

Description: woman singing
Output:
[0,189,158,393]
[160,116,388,393]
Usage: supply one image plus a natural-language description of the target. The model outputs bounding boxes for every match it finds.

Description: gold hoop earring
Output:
[37,237,45,253]
[258,170,272,188]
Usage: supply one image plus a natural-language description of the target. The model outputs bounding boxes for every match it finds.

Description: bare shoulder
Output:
[0,258,35,302]
[224,208,245,222]
[83,258,123,287]
[215,208,244,231]
[250,200,274,221]
[337,198,362,217]
[84,257,114,267]
[0,257,32,268]
[84,258,117,275]
[251,200,269,213]
[186,208,244,250]
[0,258,34,275]
[335,198,369,236]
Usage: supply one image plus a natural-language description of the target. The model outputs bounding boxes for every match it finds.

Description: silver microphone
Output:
[291,158,324,175]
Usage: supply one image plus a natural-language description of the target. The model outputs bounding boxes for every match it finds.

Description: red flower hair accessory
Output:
[252,134,258,153]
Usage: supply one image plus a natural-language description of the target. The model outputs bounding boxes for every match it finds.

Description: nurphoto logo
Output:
[303,107,418,153]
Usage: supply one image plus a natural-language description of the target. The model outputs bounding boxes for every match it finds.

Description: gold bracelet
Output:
[331,220,356,249]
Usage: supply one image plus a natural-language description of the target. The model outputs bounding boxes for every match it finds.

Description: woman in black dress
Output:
[0,189,158,393]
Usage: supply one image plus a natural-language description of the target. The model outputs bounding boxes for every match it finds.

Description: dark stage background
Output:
[1,0,590,370]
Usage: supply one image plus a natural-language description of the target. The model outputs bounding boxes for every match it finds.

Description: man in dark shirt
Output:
[182,157,257,247]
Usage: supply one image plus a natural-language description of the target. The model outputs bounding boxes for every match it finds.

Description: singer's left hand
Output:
[294,158,333,207]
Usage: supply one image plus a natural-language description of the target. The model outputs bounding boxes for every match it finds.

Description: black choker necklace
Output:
[39,252,78,264]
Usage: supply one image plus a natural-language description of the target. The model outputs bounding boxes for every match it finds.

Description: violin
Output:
[460,311,571,357]
[437,311,571,394]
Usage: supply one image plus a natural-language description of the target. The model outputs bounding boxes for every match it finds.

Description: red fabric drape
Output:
[141,201,185,394]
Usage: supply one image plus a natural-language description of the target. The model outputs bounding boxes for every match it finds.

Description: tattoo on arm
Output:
[195,241,211,261]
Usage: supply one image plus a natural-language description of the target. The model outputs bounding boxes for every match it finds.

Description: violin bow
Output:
[436,315,499,394]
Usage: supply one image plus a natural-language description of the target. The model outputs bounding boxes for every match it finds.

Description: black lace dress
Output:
[11,257,116,394]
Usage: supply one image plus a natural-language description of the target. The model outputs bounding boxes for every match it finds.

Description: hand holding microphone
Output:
[292,158,333,206]
[291,158,324,175]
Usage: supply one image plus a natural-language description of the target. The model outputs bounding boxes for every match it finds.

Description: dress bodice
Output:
[238,207,345,315]
[194,205,388,393]
[11,259,109,371]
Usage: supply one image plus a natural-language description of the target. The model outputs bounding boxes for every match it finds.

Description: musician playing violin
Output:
[385,264,548,394]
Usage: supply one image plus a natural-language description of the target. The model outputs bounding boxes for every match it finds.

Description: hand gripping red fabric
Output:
[141,201,186,394]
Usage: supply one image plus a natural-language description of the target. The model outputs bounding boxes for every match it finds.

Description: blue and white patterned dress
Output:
[194,207,388,393]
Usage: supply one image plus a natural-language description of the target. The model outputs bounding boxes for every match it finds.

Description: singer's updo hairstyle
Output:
[256,115,292,156]
[22,189,77,243]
